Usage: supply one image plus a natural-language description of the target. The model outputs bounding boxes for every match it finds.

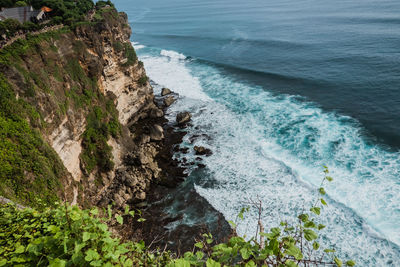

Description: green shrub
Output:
[122,42,137,66]
[80,106,119,174]
[95,0,114,9]
[113,41,123,52]
[0,203,171,266]
[14,0,26,7]
[137,74,148,87]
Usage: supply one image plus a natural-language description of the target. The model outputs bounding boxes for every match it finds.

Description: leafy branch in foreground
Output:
[169,166,356,267]
[0,203,166,266]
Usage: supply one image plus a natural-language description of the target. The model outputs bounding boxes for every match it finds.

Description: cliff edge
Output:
[0,7,165,209]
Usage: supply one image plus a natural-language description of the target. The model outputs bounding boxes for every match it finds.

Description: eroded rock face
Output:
[1,9,168,209]
[194,146,212,156]
[176,112,192,125]
[149,124,164,141]
[161,88,172,96]
[164,96,176,107]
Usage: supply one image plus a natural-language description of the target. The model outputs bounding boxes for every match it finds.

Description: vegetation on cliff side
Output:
[0,72,65,207]
[0,15,125,205]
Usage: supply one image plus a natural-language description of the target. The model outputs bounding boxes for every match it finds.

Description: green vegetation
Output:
[137,74,148,87]
[0,203,171,266]
[0,170,355,266]
[122,42,137,66]
[95,0,114,9]
[0,0,95,39]
[0,27,69,65]
[80,105,119,175]
[0,73,65,207]
[0,23,122,202]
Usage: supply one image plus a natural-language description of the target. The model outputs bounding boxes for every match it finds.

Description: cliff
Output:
[0,8,165,209]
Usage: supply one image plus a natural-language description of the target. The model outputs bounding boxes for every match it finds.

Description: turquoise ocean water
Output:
[113,0,400,265]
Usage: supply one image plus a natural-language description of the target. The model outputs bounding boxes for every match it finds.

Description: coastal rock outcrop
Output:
[194,146,212,156]
[164,96,176,107]
[176,112,192,125]
[161,87,172,96]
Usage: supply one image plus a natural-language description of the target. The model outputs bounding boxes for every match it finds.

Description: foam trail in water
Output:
[132,42,146,50]
[138,47,400,266]
[160,49,187,60]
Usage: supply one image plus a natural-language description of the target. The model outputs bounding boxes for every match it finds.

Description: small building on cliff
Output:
[0,6,52,23]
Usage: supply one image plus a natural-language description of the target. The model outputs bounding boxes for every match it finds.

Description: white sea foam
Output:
[138,47,400,266]
[140,51,210,101]
[131,42,146,50]
[160,49,187,60]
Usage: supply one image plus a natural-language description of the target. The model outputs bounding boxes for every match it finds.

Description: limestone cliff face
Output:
[0,9,165,208]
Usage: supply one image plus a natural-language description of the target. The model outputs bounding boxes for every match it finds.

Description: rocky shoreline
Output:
[121,86,232,252]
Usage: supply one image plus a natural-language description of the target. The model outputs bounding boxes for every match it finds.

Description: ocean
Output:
[112,0,400,265]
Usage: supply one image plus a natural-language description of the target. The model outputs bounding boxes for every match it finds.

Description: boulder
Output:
[194,146,212,156]
[176,112,191,125]
[161,87,172,96]
[150,107,164,118]
[164,96,176,107]
[149,124,164,141]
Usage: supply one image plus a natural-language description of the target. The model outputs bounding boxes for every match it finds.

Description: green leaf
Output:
[196,251,204,260]
[310,207,321,215]
[206,258,221,267]
[129,211,135,218]
[313,241,320,250]
[240,247,251,260]
[90,260,103,266]
[116,215,123,225]
[172,258,191,267]
[324,249,336,253]
[49,259,67,267]
[298,214,309,222]
[320,198,327,205]
[194,242,203,249]
[0,259,6,267]
[319,187,326,195]
[123,258,133,267]
[285,244,303,260]
[85,249,100,262]
[83,232,91,242]
[98,223,108,232]
[318,224,326,230]
[304,221,316,228]
[245,260,256,267]
[304,229,318,241]
[124,205,129,215]
[285,260,298,267]
[14,245,25,254]
[326,176,333,182]
[334,257,343,267]
[346,260,356,266]
[90,208,98,216]
[228,220,237,228]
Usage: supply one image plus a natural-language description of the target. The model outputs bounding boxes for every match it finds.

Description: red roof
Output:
[41,6,52,13]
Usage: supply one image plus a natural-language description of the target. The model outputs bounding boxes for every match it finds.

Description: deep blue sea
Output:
[112,0,400,265]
